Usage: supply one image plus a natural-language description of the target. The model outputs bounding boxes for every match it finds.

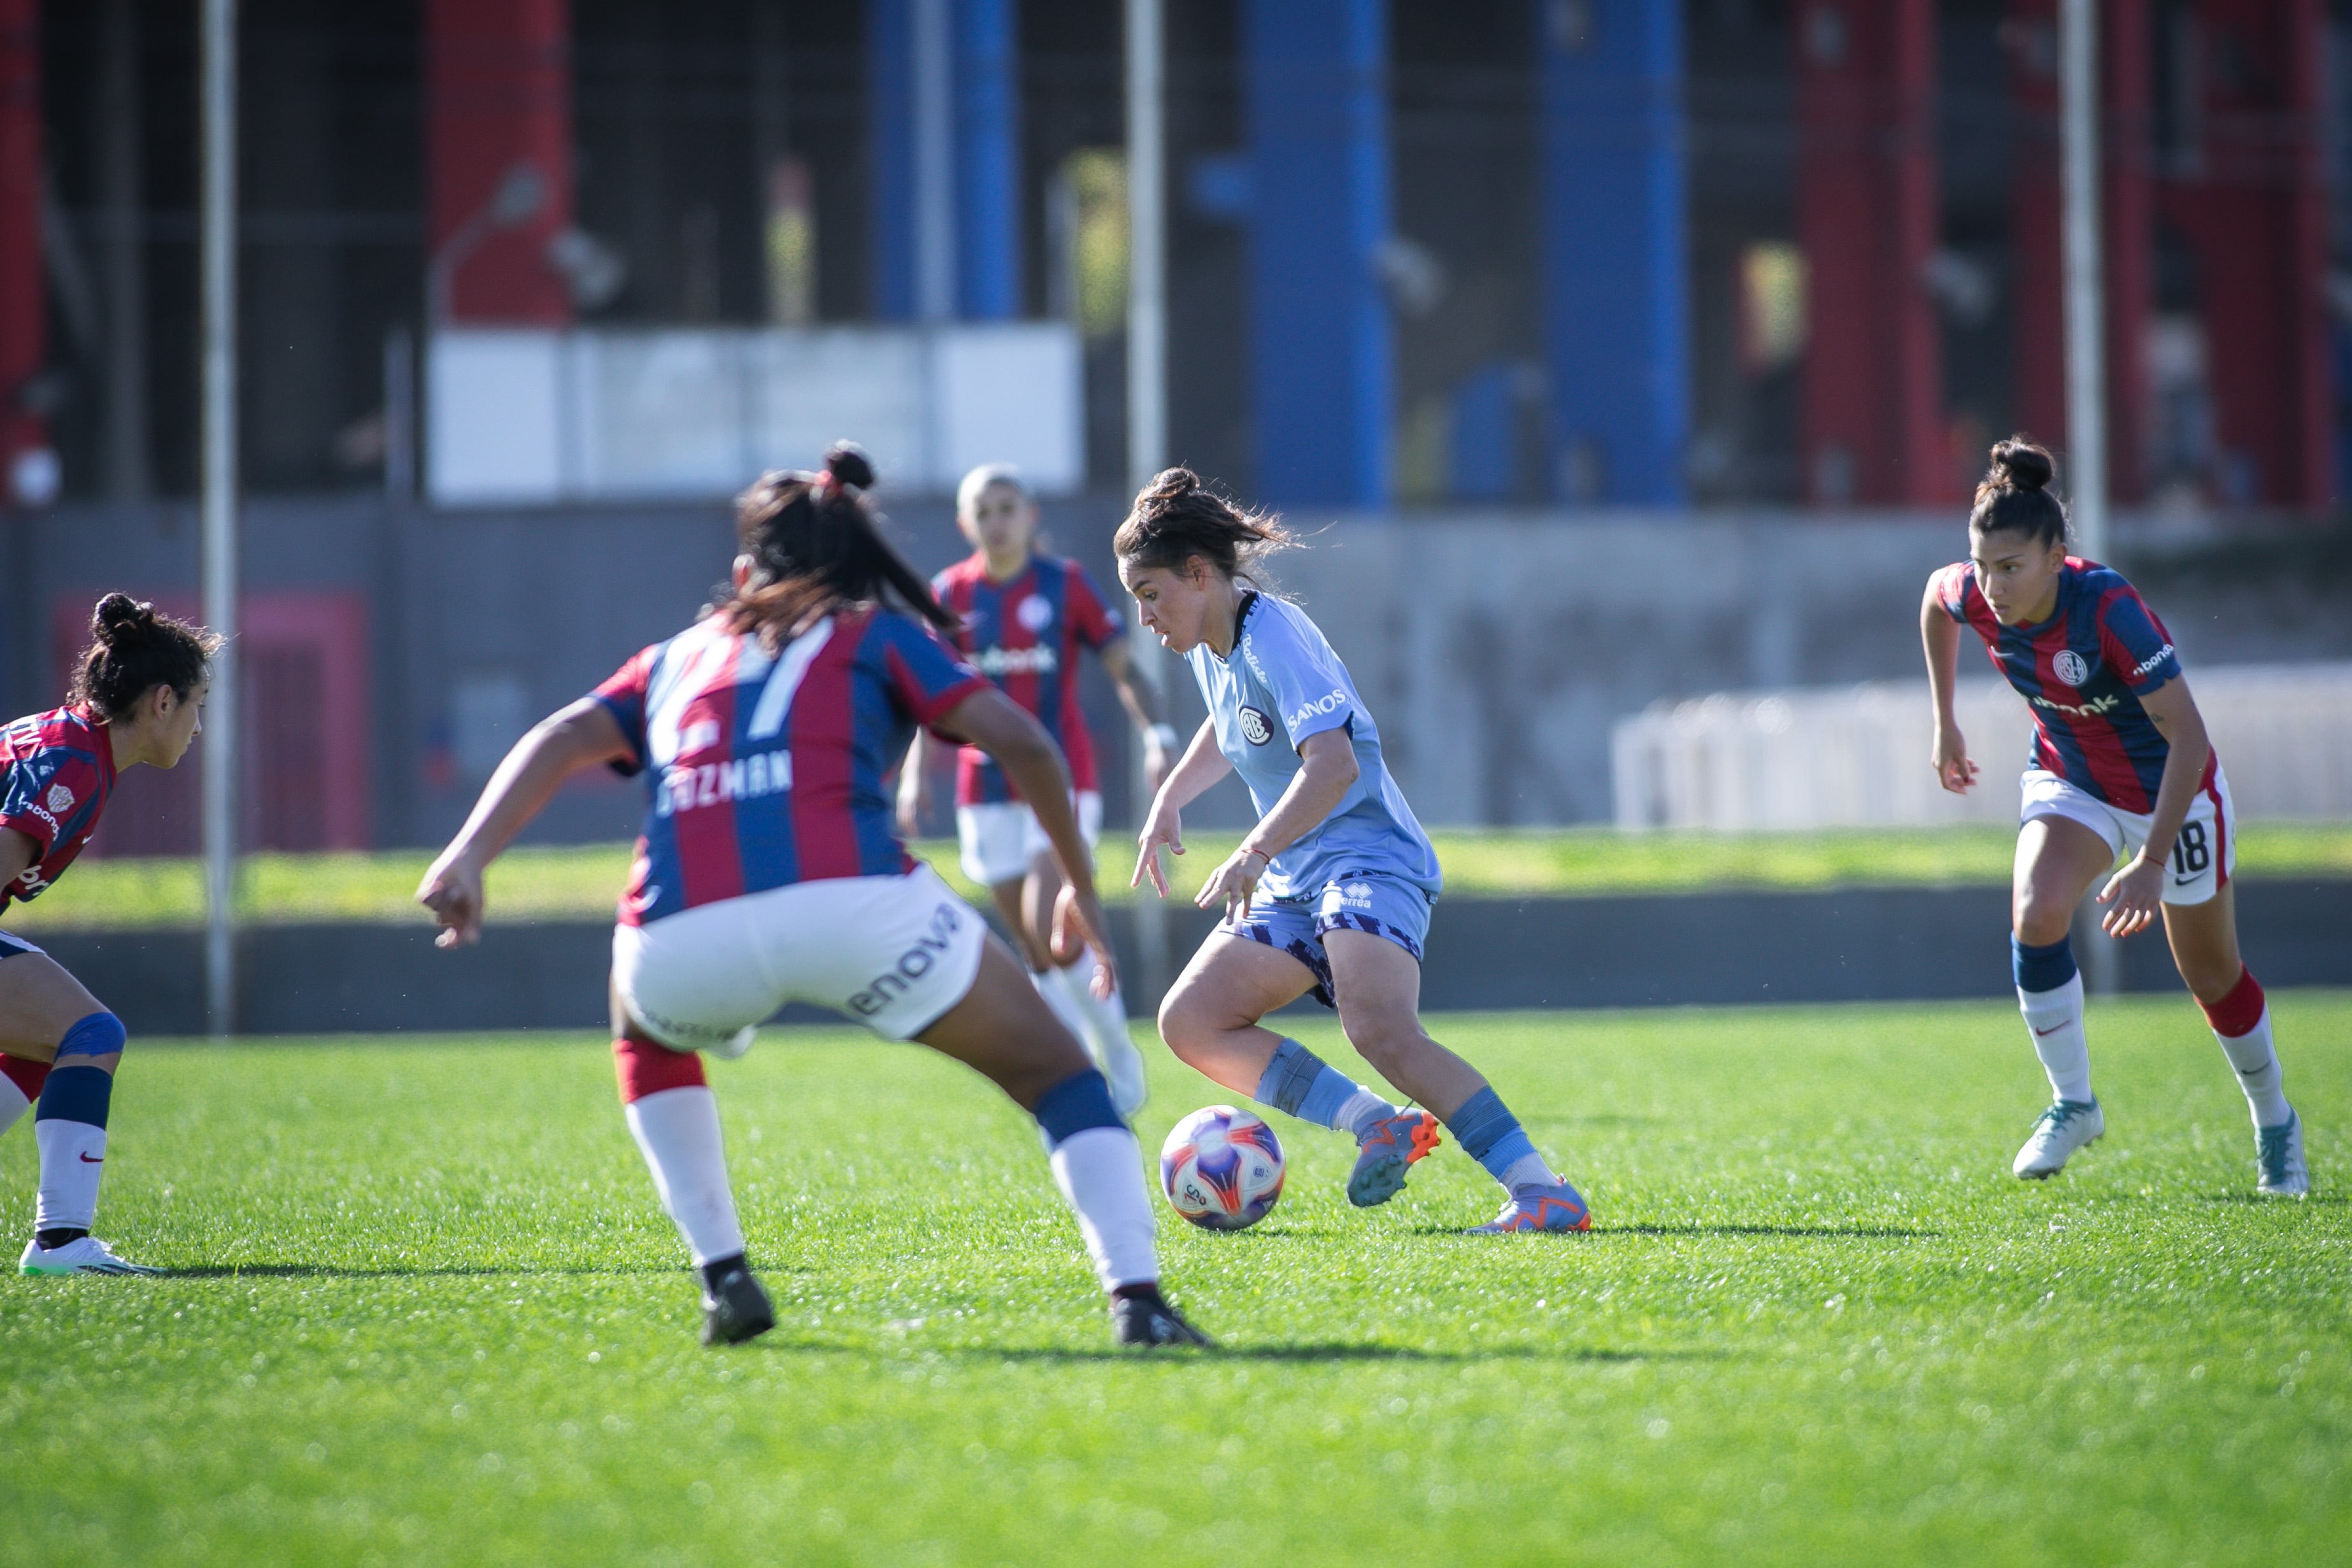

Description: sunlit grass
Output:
[1,995,2345,1565]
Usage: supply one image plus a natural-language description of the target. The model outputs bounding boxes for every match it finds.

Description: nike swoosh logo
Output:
[2172,876,2197,886]
[2034,1023,2067,1036]
[78,1153,103,1164]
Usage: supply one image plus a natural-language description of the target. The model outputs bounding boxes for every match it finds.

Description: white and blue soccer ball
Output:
[1159,1106,1285,1231]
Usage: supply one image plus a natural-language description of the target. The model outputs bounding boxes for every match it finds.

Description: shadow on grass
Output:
[749,1337,1712,1365]
[157,1262,801,1280]
[1397,1222,1935,1239]
[2197,1193,2346,1206]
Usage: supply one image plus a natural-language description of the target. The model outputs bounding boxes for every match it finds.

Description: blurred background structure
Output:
[2,0,2349,852]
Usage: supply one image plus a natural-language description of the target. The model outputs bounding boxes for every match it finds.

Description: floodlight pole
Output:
[199,0,239,1037]
[1125,0,1171,1002]
[2060,0,2107,565]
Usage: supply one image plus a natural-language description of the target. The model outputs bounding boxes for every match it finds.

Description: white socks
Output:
[1052,962,1132,1064]
[1047,1126,1159,1292]
[2213,1006,2291,1129]
[624,1086,746,1267]
[2018,974,2093,1104]
[34,1119,106,1233]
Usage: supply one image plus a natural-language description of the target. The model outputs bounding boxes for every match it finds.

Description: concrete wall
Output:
[14,497,2349,848]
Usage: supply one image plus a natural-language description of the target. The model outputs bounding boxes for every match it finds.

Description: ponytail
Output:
[1111,467,1296,585]
[723,441,958,645]
[1969,436,2070,550]
[68,594,221,719]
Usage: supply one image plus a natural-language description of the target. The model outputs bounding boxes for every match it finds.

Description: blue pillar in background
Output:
[868,0,917,320]
[1244,0,1391,508]
[955,0,1019,319]
[1541,0,1689,504]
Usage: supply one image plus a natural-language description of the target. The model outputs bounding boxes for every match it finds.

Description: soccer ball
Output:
[1159,1106,1285,1231]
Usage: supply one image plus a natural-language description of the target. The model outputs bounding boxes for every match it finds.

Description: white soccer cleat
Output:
[2013,1099,2104,1180]
[706,1025,757,1062]
[19,1235,165,1276]
[2256,1110,2309,1199]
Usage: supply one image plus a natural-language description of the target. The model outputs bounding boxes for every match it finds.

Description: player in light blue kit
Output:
[1114,469,1590,1232]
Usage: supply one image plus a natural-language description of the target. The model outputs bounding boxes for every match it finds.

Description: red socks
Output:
[613,1037,706,1103]
[2199,968,2265,1039]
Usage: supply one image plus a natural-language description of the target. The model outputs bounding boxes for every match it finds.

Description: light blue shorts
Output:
[1218,871,1434,1010]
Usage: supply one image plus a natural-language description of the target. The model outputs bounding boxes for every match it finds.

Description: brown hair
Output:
[722,442,956,645]
[1111,467,1295,585]
[1969,436,2069,550]
[68,594,220,719]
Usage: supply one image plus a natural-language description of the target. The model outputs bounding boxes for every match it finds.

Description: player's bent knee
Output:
[2011,897,2073,948]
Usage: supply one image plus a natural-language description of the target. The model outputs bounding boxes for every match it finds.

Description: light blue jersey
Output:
[1183,592,1441,901]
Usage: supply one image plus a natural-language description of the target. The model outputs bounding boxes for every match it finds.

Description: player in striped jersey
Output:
[418,446,1208,1348]
[900,466,1174,1116]
[1921,438,2306,1196]
[1,595,219,1274]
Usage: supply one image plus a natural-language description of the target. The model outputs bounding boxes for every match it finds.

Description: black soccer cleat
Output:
[699,1264,776,1346]
[1111,1286,1214,1349]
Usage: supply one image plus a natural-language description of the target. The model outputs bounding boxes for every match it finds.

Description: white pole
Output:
[199,0,239,1037]
[1124,0,1170,1000]
[1125,0,1167,491]
[2060,0,2108,564]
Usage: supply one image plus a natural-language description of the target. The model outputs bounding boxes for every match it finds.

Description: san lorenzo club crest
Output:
[1237,706,1274,746]
[1016,594,1054,633]
[2053,650,2090,687]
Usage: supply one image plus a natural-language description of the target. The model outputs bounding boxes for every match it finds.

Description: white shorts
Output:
[2020,765,2236,906]
[956,790,1102,887]
[611,865,987,1048]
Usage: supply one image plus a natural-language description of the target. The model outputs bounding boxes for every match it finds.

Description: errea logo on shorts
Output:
[1287,689,1348,731]
[1337,881,1374,908]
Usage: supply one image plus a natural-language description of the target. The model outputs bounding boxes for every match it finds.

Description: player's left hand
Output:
[1195,846,1268,920]
[417,854,486,948]
[2096,853,2163,939]
[1051,882,1119,999]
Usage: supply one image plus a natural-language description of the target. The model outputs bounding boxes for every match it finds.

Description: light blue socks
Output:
[1253,1038,1394,1140]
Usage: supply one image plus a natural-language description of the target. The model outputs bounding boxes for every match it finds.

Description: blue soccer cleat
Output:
[1347,1108,1442,1208]
[1468,1181,1592,1234]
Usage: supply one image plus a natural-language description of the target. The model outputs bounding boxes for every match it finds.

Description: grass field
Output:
[1,996,2344,1565]
[13,820,2352,930]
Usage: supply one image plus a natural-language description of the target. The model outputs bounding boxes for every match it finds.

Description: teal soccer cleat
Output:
[1347,1108,1442,1208]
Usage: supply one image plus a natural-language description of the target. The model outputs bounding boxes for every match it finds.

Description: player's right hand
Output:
[894,781,927,840]
[1931,722,1978,795]
[416,853,485,949]
[1132,801,1185,899]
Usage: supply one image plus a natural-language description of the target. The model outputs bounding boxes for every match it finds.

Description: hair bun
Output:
[1989,438,2054,493]
[822,441,876,491]
[93,592,155,643]
[1144,466,1202,502]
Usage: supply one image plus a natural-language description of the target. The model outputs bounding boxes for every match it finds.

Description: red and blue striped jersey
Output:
[0,704,117,913]
[593,608,989,926]
[1934,557,2192,814]
[932,553,1123,806]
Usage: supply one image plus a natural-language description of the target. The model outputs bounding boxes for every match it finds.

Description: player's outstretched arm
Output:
[1194,727,1357,919]
[1133,719,1229,897]
[1920,577,1976,794]
[1099,641,1176,795]
[934,687,1118,996]
[417,699,634,948]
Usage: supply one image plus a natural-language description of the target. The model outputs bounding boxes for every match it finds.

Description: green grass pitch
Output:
[1,995,2345,1565]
